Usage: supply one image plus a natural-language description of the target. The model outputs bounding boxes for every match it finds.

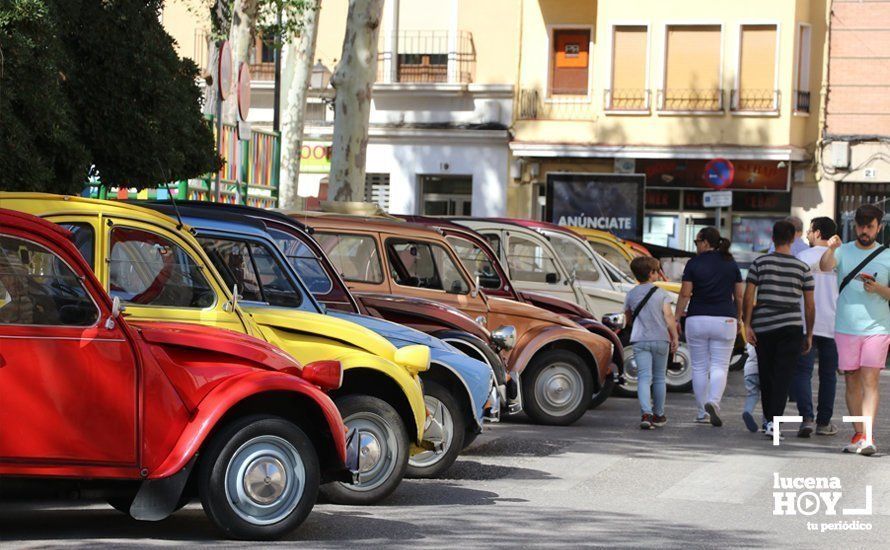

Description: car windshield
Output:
[267,227,334,295]
[546,232,602,282]
[586,239,634,278]
[446,235,502,289]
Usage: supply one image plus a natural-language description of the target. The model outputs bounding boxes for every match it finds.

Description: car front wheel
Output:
[198,415,319,540]
[522,350,592,426]
[406,380,466,479]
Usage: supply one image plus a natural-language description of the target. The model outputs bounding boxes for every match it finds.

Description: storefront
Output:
[538,158,793,253]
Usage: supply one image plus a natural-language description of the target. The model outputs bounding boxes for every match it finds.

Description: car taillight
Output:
[302,360,343,390]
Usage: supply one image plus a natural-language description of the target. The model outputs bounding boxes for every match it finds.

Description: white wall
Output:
[366,140,509,216]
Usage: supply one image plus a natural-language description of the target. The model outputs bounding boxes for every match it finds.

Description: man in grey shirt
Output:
[624,257,679,429]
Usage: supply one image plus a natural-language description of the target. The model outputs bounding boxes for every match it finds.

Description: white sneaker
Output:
[764,422,785,440]
[694,414,711,424]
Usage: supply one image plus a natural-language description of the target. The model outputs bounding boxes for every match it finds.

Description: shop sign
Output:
[645,189,681,210]
[546,173,644,239]
[639,159,789,191]
[301,142,332,173]
[733,191,792,212]
[703,190,733,208]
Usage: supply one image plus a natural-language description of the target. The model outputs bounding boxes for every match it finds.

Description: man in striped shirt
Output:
[743,220,815,438]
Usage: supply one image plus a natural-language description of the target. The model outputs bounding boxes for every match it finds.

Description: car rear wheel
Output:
[522,350,592,426]
[614,345,639,398]
[666,343,693,393]
[198,415,319,540]
[406,380,465,479]
[320,395,409,505]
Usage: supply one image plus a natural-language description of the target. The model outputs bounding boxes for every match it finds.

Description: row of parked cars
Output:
[0,193,694,540]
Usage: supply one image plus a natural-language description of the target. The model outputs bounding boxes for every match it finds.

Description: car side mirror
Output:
[602,312,626,330]
[545,272,559,284]
[105,296,125,330]
[223,284,241,312]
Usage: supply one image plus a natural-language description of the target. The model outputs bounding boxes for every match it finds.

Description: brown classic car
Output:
[295,213,614,427]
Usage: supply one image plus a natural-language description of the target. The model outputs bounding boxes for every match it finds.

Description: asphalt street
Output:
[3,369,889,549]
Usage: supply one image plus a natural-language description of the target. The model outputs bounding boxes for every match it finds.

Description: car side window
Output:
[0,235,99,326]
[109,227,215,308]
[200,238,263,302]
[58,223,95,270]
[484,233,502,257]
[548,234,602,282]
[315,233,384,284]
[506,235,562,284]
[248,243,302,308]
[267,227,334,295]
[446,235,501,289]
[386,239,470,294]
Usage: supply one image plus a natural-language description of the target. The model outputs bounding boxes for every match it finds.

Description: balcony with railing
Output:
[517,88,596,121]
[730,89,780,113]
[657,89,724,112]
[377,30,475,84]
[794,90,811,113]
[604,89,651,113]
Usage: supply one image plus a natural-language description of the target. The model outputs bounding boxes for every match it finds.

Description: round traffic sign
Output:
[217,41,233,99]
[237,62,251,121]
[703,158,735,189]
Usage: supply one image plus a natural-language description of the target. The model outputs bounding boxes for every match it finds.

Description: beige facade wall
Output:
[162,1,209,67]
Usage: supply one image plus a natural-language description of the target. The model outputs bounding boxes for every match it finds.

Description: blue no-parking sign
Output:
[703,158,735,189]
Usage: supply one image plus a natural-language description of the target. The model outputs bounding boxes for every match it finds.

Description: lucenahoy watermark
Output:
[772,473,873,532]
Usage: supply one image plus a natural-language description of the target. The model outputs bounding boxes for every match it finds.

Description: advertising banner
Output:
[546,173,645,239]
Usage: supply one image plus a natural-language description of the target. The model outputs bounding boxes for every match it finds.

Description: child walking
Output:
[624,257,679,429]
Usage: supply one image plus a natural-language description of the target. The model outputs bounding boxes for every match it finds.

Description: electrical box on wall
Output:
[829,141,850,169]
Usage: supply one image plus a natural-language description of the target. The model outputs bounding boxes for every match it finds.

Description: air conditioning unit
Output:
[829,141,850,169]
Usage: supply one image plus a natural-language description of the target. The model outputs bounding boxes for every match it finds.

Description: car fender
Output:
[507,324,613,383]
[150,370,345,479]
[355,292,492,342]
[256,323,427,444]
[427,348,494,429]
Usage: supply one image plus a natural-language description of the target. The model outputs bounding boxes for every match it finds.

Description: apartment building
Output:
[510,0,827,251]
[820,0,890,242]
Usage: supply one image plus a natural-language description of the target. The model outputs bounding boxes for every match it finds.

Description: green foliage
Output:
[192,0,314,46]
[0,0,221,192]
[0,0,89,193]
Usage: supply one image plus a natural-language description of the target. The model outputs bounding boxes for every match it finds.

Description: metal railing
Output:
[377,30,475,84]
[795,90,811,113]
[517,88,595,120]
[730,89,780,112]
[604,89,651,112]
[657,89,724,112]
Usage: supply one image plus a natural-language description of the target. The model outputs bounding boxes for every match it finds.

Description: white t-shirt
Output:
[795,245,838,338]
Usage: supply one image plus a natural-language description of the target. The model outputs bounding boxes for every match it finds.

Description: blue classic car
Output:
[141,203,496,478]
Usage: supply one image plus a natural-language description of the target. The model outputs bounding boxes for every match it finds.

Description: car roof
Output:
[290,211,448,239]
[137,202,272,239]
[453,217,587,240]
[0,207,74,241]
[147,200,312,232]
[0,192,184,227]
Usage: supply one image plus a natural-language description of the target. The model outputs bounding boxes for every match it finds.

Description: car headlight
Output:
[491,325,516,351]
[394,344,430,374]
[602,312,626,330]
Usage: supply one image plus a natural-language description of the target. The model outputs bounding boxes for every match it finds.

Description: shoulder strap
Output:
[838,245,888,294]
[632,286,659,321]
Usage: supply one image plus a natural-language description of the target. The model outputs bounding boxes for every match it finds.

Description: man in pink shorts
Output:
[821,205,890,456]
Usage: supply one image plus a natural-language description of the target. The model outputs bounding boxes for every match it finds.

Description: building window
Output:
[420,175,472,216]
[607,25,649,111]
[795,24,812,113]
[660,25,722,111]
[733,24,778,112]
[550,28,591,96]
[365,173,391,211]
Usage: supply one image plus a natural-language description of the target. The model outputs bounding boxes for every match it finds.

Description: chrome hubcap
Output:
[410,395,454,469]
[534,363,583,416]
[342,412,398,492]
[243,456,287,504]
[224,435,305,526]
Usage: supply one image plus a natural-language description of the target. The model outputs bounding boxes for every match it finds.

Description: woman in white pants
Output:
[675,227,744,427]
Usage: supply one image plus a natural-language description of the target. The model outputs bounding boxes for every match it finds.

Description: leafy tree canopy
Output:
[0,0,220,193]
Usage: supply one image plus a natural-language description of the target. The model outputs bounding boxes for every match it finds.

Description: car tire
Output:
[406,380,466,479]
[666,342,693,393]
[320,395,409,505]
[521,349,592,426]
[589,372,615,409]
[197,415,320,540]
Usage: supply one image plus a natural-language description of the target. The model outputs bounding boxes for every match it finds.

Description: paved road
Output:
[3,370,889,549]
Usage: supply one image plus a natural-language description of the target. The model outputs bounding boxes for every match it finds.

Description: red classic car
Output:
[0,209,358,540]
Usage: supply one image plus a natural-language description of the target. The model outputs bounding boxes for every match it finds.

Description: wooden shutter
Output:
[664,25,721,110]
[738,25,777,110]
[551,29,591,95]
[611,26,648,109]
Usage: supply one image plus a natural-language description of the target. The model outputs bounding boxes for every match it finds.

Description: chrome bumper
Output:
[419,413,446,452]
[483,383,502,423]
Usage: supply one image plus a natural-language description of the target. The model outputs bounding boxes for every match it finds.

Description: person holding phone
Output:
[820,204,890,457]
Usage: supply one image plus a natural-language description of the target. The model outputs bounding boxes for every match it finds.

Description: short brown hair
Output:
[630,256,660,282]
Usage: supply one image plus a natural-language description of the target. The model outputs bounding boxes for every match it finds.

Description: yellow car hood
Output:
[243,306,399,360]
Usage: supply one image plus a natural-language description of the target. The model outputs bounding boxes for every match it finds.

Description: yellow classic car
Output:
[0,193,432,505]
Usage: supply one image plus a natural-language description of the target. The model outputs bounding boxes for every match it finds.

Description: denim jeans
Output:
[634,340,670,416]
[744,373,763,422]
[791,335,838,425]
